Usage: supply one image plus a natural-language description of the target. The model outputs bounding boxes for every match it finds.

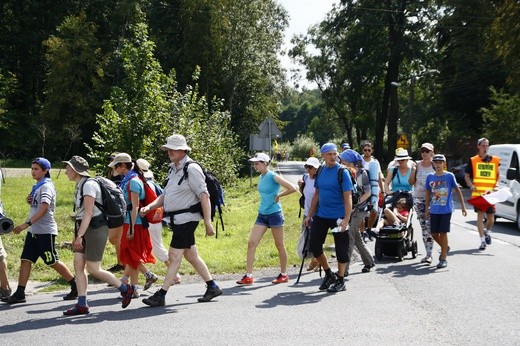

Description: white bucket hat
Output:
[160,134,191,151]
[304,157,320,169]
[394,148,412,161]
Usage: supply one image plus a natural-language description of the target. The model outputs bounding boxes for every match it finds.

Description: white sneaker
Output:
[421,256,432,264]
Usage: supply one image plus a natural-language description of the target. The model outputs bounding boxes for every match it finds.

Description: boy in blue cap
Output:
[2,158,77,304]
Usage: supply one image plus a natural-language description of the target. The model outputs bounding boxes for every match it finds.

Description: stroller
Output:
[374,191,418,261]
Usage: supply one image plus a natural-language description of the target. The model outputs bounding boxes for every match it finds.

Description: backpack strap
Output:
[392,166,401,184]
[178,160,199,185]
[78,177,103,212]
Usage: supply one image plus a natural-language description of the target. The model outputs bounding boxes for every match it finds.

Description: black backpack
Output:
[79,177,126,228]
[315,165,360,206]
[177,161,225,237]
[298,173,309,218]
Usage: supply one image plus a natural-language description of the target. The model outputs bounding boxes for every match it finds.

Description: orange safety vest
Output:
[470,155,500,197]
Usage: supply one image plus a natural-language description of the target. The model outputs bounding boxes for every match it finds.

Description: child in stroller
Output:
[371,191,418,261]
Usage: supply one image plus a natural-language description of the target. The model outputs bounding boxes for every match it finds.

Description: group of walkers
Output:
[0,135,501,311]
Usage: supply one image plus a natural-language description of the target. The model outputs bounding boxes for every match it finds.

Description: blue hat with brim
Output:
[320,143,337,154]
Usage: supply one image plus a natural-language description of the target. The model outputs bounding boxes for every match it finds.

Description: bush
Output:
[290,134,319,160]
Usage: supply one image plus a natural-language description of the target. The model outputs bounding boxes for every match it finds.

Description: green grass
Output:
[1,173,307,287]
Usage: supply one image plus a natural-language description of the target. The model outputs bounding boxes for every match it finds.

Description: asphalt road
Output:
[2,161,520,345]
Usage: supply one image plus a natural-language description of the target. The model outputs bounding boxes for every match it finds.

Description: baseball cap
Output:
[432,154,446,162]
[249,153,270,163]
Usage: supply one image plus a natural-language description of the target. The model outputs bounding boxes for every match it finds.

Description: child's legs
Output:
[384,208,399,224]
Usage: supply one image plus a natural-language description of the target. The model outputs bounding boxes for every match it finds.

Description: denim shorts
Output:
[255,211,284,228]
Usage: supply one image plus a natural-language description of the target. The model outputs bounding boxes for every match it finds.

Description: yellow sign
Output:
[397,133,410,149]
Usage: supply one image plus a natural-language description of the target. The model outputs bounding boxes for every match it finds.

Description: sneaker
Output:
[5,292,26,304]
[437,259,448,269]
[0,287,12,301]
[118,286,140,299]
[485,234,492,245]
[361,264,375,273]
[479,241,487,250]
[319,273,337,291]
[107,264,125,273]
[421,256,432,264]
[197,285,223,302]
[144,273,159,290]
[236,275,254,285]
[121,284,135,309]
[271,273,289,284]
[326,278,346,293]
[63,304,90,316]
[63,286,78,301]
[142,290,165,307]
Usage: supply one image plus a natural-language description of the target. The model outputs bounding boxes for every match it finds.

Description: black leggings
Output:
[309,216,349,263]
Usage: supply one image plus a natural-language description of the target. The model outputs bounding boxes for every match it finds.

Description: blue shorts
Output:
[255,211,284,228]
[430,213,452,233]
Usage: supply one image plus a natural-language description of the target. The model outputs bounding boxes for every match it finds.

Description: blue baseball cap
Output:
[341,143,350,150]
[320,143,337,154]
[339,149,363,164]
[33,157,51,178]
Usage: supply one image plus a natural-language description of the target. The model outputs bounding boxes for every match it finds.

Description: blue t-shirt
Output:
[258,170,282,215]
[425,172,457,214]
[122,177,146,225]
[315,164,353,219]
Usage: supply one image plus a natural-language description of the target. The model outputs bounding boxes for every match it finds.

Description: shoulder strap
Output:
[392,166,401,184]
[178,160,200,185]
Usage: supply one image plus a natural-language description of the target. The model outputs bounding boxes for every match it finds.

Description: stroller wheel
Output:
[411,241,418,259]
[397,243,405,262]
[375,241,383,261]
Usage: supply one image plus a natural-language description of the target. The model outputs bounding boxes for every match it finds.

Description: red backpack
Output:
[127,177,164,224]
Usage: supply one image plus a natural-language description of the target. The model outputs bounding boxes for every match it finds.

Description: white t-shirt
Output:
[414,161,435,198]
[75,178,103,219]
[302,175,316,216]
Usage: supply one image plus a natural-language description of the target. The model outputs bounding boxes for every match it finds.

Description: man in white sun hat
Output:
[141,134,221,307]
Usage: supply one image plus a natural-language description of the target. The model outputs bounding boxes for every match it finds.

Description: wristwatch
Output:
[25,220,32,226]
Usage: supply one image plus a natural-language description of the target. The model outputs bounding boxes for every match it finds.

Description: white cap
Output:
[304,157,320,169]
[248,153,270,163]
[136,158,153,179]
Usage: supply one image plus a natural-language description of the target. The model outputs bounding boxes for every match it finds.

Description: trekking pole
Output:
[295,226,311,284]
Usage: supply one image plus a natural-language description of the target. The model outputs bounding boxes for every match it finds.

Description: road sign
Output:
[397,133,410,149]
[258,118,281,138]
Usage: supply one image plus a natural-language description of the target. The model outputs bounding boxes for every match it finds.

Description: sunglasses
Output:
[421,149,431,153]
[363,149,372,152]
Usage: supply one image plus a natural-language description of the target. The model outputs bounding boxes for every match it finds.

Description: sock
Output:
[120,275,129,284]
[15,286,26,296]
[206,280,216,288]
[144,271,152,279]
[480,236,485,242]
[118,283,128,293]
[78,296,87,307]
[69,278,77,289]
[245,273,252,277]
[325,268,333,277]
[159,288,168,297]
[336,276,344,283]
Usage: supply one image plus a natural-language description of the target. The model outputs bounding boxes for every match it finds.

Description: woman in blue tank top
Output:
[385,148,416,193]
[236,153,298,286]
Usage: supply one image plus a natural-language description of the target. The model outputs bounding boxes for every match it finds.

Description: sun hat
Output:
[421,143,434,151]
[108,153,132,168]
[33,157,51,178]
[136,158,154,179]
[160,134,192,151]
[62,156,90,177]
[339,149,363,164]
[248,152,270,163]
[432,154,446,162]
[394,148,412,161]
[304,157,320,169]
[320,143,337,154]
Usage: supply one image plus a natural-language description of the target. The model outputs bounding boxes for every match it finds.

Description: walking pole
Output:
[296,227,311,284]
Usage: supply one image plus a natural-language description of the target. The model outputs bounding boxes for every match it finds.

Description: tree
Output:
[42,11,109,159]
[481,88,520,144]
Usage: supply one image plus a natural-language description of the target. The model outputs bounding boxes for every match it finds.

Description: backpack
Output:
[127,177,164,225]
[298,173,308,218]
[315,165,360,206]
[177,161,225,237]
[79,177,126,228]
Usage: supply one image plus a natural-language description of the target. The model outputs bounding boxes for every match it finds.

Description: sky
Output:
[277,0,337,89]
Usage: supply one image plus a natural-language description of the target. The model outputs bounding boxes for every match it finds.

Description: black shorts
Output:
[169,221,199,249]
[21,232,59,265]
[473,206,495,214]
[430,213,452,233]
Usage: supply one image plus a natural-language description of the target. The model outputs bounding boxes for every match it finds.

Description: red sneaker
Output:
[63,304,90,316]
[236,275,254,285]
[121,284,135,309]
[271,273,289,284]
